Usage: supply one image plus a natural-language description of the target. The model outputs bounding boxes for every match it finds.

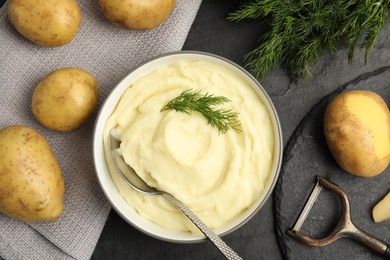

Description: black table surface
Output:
[1,0,389,259]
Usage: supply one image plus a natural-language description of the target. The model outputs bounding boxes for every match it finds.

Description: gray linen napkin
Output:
[0,1,202,259]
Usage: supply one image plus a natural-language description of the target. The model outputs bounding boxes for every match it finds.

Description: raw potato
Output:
[7,0,81,47]
[372,192,390,222]
[0,125,64,222]
[324,90,390,177]
[99,0,176,30]
[32,67,99,131]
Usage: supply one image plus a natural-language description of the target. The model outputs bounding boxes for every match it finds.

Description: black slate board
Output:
[274,66,390,260]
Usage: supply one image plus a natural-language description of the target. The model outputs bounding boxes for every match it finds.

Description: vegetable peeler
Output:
[288,176,390,259]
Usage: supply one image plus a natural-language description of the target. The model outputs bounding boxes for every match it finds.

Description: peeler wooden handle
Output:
[288,176,390,259]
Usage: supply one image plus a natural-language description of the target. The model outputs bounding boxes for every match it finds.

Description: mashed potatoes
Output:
[103,60,274,232]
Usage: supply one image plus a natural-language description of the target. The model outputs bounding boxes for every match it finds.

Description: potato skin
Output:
[324,90,390,177]
[7,0,81,47]
[0,125,64,222]
[99,0,176,30]
[32,68,99,131]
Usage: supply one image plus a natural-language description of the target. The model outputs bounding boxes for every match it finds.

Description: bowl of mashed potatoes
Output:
[93,51,283,242]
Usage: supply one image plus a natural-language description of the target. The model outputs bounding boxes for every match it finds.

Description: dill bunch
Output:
[161,89,242,134]
[229,0,390,81]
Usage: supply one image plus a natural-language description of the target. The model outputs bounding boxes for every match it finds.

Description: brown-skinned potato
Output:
[324,90,390,177]
[99,0,176,30]
[7,0,81,47]
[32,67,99,131]
[0,125,64,221]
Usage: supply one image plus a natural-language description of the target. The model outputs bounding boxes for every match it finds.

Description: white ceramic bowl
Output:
[93,51,283,243]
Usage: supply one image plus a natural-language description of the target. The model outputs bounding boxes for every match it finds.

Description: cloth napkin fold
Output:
[0,1,202,259]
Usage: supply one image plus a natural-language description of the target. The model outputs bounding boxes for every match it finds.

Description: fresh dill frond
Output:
[228,0,390,81]
[161,89,241,134]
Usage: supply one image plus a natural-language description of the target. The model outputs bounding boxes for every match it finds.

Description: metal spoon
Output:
[109,128,242,260]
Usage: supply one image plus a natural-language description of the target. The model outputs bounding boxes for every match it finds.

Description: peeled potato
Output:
[7,0,82,47]
[98,0,176,30]
[372,192,390,222]
[324,90,390,177]
[32,68,99,131]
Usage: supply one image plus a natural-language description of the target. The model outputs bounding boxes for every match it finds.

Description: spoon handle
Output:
[163,194,242,260]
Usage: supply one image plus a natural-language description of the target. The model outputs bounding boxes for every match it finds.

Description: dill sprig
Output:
[228,0,390,81]
[161,89,241,134]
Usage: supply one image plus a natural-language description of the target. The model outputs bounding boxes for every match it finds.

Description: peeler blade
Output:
[290,178,323,232]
